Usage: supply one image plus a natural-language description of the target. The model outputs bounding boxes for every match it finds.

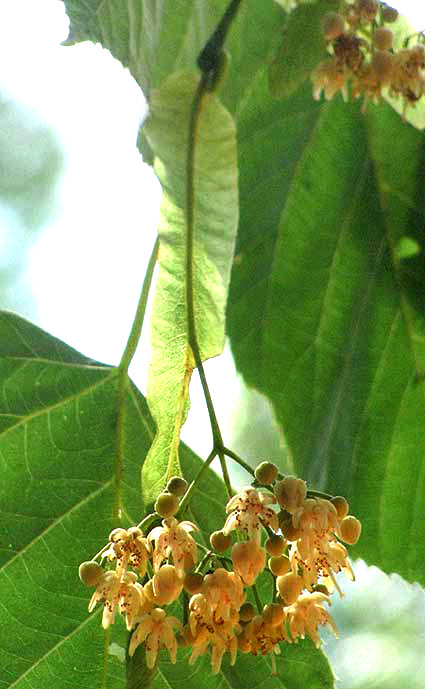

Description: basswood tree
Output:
[1,1,425,688]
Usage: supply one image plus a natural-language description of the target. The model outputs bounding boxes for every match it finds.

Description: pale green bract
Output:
[141,71,239,506]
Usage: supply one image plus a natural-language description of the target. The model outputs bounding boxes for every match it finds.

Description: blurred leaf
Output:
[0,95,63,230]
[273,0,318,10]
[227,71,425,586]
[0,313,334,689]
[268,0,331,99]
[140,71,238,505]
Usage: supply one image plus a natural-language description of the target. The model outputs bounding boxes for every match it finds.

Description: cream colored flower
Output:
[320,541,355,595]
[144,564,183,605]
[104,527,151,578]
[390,45,425,103]
[148,517,198,576]
[128,608,181,668]
[202,568,245,621]
[224,487,278,543]
[232,541,266,585]
[238,609,287,657]
[274,476,307,514]
[88,571,120,628]
[312,58,347,101]
[119,576,151,630]
[285,592,337,648]
[288,498,355,594]
[89,570,145,629]
[188,594,240,674]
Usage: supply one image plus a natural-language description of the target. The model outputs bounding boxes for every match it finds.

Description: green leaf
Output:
[62,0,196,97]
[0,313,334,688]
[268,0,331,99]
[154,640,334,689]
[140,71,238,505]
[0,313,133,688]
[227,71,425,586]
[126,643,157,689]
[62,0,283,113]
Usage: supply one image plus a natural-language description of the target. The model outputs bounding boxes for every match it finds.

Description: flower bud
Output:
[155,492,179,518]
[382,4,398,22]
[239,602,256,623]
[210,530,232,552]
[276,572,304,604]
[355,0,379,23]
[145,564,183,605]
[331,496,349,519]
[279,513,302,541]
[374,27,393,51]
[166,476,189,497]
[265,534,286,557]
[372,51,394,83]
[340,515,362,544]
[79,561,104,586]
[269,555,291,577]
[262,603,285,627]
[232,541,266,585]
[274,476,306,513]
[109,528,129,543]
[183,572,204,595]
[254,461,279,485]
[312,584,330,595]
[322,12,345,41]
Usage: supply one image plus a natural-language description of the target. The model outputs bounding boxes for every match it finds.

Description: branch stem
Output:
[114,236,159,522]
[119,236,159,373]
[252,584,263,614]
[185,74,232,498]
[223,447,256,477]
[178,448,217,516]
[182,0,244,505]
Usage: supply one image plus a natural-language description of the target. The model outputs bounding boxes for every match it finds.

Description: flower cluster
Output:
[79,464,361,675]
[311,1,425,113]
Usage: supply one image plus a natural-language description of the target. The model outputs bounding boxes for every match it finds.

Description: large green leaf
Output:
[140,71,239,505]
[227,70,425,586]
[0,313,334,688]
[0,313,131,688]
[62,0,284,113]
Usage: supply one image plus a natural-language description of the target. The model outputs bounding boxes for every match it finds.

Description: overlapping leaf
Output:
[62,0,280,509]
[0,313,334,688]
[139,72,238,505]
[62,0,284,113]
[227,71,425,586]
[268,0,330,99]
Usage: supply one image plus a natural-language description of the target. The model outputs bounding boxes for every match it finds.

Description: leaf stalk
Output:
[114,237,159,521]
[185,0,244,500]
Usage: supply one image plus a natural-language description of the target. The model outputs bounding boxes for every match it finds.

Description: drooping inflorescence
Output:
[310,1,425,114]
[79,464,361,675]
